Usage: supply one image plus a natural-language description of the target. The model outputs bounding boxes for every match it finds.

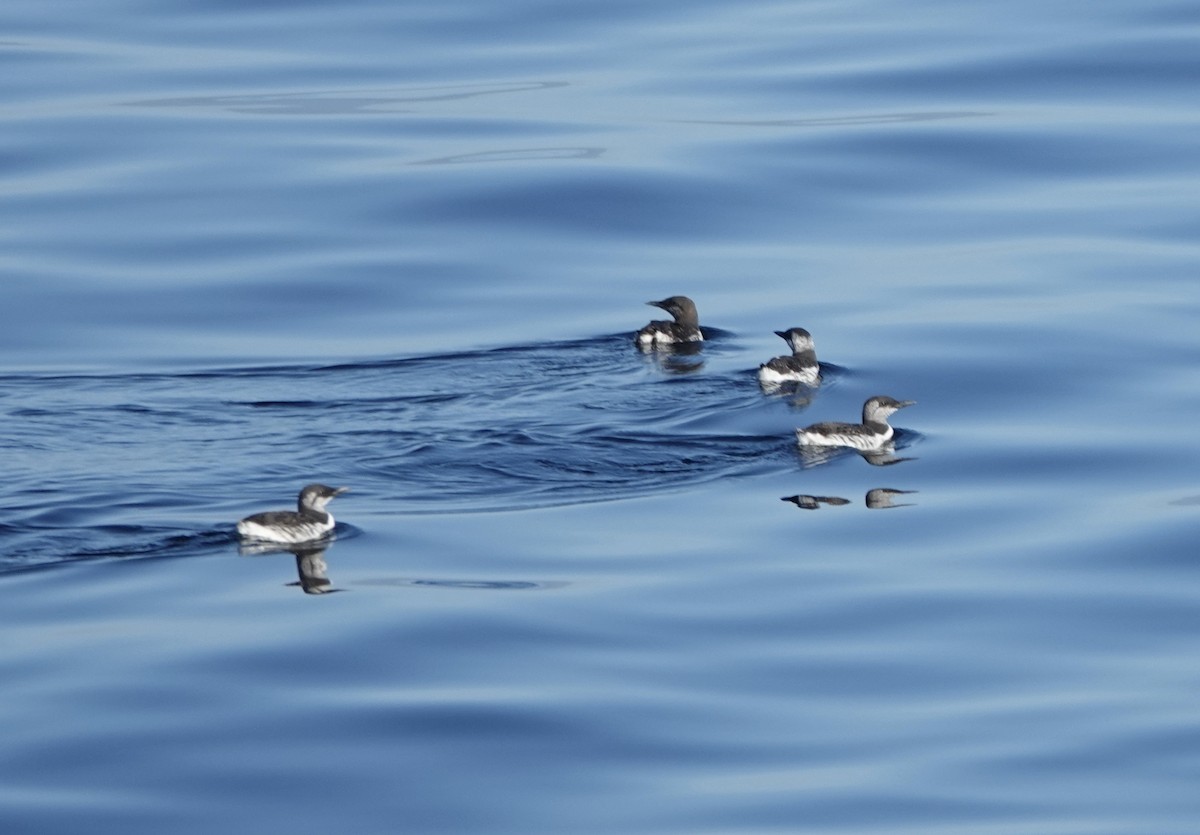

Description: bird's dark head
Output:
[298,483,349,512]
[774,327,814,352]
[646,295,698,325]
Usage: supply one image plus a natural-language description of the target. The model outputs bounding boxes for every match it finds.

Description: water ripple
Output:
[125,81,571,116]
[2,335,829,567]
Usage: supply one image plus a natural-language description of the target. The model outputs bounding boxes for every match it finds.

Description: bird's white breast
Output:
[758,364,819,385]
[236,516,334,544]
[795,426,892,450]
[637,327,701,346]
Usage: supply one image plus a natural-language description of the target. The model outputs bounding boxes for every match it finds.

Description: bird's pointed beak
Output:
[898,400,916,408]
[774,330,788,339]
[333,486,350,495]
[646,300,667,310]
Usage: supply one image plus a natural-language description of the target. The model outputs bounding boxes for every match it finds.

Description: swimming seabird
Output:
[236,483,349,544]
[635,295,702,347]
[795,396,915,450]
[758,327,819,386]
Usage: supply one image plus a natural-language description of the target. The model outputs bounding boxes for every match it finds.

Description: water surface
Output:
[3,0,1200,832]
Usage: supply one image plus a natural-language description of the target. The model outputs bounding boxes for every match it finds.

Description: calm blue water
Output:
[4,0,1200,832]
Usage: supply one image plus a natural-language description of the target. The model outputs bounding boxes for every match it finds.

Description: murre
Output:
[635,295,702,347]
[758,327,819,386]
[795,396,915,451]
[236,483,349,544]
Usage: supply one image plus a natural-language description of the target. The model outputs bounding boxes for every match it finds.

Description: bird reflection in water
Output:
[866,488,918,509]
[239,540,339,594]
[798,442,916,468]
[782,489,918,510]
[637,339,706,375]
[781,494,851,510]
[758,375,819,408]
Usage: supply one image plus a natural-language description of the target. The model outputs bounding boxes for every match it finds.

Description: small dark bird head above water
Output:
[647,295,699,327]
[773,327,814,354]
[298,483,349,513]
[862,396,916,425]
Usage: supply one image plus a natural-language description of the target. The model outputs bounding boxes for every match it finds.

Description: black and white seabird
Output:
[795,396,915,451]
[758,327,819,386]
[635,295,702,347]
[236,483,349,544]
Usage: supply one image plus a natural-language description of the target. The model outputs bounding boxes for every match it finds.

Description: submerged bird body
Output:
[758,328,818,386]
[796,396,915,451]
[236,483,348,544]
[636,295,702,347]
